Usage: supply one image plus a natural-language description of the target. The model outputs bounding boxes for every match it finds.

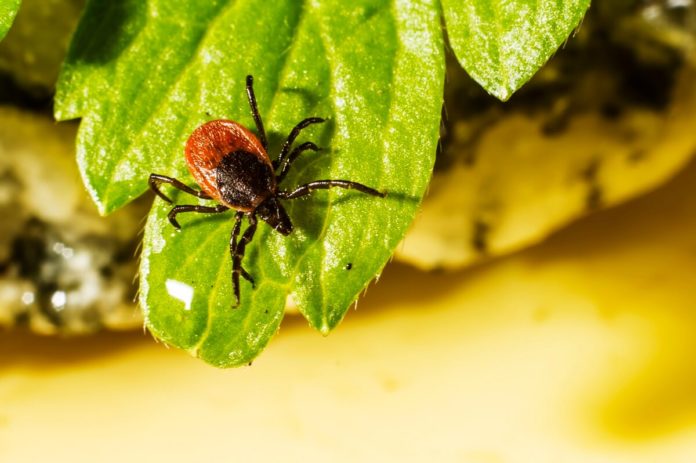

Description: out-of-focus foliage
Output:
[0,0,20,41]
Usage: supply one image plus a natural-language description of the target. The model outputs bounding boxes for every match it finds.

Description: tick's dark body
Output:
[149,75,384,306]
[216,150,274,210]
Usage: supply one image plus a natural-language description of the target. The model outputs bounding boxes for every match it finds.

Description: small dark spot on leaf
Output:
[345,263,353,270]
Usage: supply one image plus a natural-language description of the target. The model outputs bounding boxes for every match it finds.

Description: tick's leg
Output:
[239,267,254,286]
[230,211,244,253]
[229,211,254,285]
[231,213,258,307]
[274,117,325,170]
[229,211,243,306]
[245,75,268,152]
[167,204,227,229]
[149,174,211,204]
[276,142,320,183]
[279,180,386,200]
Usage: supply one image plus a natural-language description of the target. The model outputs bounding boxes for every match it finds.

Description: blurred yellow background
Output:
[2,158,696,462]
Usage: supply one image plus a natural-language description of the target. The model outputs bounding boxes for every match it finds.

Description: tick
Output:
[149,75,385,306]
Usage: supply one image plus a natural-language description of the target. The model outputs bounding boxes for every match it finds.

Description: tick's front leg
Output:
[167,204,227,230]
[149,174,212,203]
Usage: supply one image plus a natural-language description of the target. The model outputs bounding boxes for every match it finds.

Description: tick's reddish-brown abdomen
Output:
[185,120,274,210]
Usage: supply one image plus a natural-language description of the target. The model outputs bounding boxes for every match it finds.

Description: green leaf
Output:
[56,0,443,367]
[442,0,591,101]
[0,0,21,41]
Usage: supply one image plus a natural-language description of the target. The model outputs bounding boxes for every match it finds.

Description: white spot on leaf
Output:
[166,279,194,311]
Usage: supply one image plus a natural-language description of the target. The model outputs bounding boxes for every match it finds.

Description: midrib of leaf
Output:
[189,4,308,354]
[191,5,319,349]
[155,2,315,361]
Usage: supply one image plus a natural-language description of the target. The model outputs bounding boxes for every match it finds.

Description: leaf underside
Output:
[442,0,591,101]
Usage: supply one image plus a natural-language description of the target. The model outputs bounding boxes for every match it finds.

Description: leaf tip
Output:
[482,81,515,102]
[319,322,331,337]
[494,87,513,102]
[88,189,110,216]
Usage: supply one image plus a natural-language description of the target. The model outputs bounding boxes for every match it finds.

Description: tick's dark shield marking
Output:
[149,75,385,306]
